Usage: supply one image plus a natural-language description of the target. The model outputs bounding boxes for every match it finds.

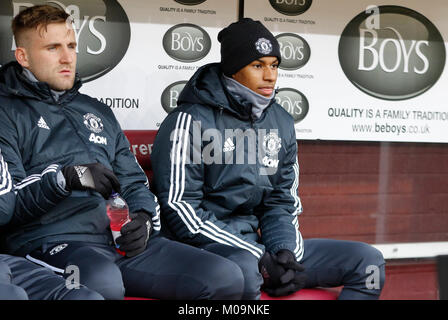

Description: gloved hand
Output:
[259,249,307,297]
[263,272,308,296]
[115,211,152,258]
[258,251,286,289]
[61,163,120,199]
[276,249,305,273]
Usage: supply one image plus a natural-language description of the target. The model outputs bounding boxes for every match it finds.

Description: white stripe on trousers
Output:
[25,254,65,274]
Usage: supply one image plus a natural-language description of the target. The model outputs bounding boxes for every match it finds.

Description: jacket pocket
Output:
[40,193,103,225]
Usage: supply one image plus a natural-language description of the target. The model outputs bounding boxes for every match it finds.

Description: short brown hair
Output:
[12,5,72,46]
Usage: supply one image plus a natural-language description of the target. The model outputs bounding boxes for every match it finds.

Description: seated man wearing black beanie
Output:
[152,18,386,300]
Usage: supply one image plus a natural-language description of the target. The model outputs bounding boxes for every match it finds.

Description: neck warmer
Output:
[222,74,274,120]
[22,68,66,102]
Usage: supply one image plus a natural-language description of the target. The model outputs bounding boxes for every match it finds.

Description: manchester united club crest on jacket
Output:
[83,113,104,133]
[262,131,282,168]
[84,113,107,145]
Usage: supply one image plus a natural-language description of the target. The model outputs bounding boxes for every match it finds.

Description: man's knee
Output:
[0,283,28,300]
[347,242,386,290]
[0,261,12,284]
[61,286,104,300]
[196,255,245,300]
[224,249,262,300]
[355,243,385,274]
[0,260,28,300]
[78,259,124,300]
[362,244,386,288]
[69,248,125,300]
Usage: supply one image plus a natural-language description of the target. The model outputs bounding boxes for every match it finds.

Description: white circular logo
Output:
[255,38,273,55]
[49,243,68,256]
[83,113,104,133]
[263,132,282,157]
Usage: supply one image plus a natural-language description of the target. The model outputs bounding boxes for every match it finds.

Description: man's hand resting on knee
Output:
[258,249,307,297]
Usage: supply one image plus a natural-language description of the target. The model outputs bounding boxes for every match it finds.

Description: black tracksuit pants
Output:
[26,236,385,300]
[200,239,386,300]
[26,235,245,300]
[0,254,103,300]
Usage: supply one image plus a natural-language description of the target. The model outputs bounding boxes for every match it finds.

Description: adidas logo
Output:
[223,137,235,152]
[37,116,50,130]
[73,165,88,179]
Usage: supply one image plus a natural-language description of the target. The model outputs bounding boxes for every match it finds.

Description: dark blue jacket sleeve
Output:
[0,116,69,227]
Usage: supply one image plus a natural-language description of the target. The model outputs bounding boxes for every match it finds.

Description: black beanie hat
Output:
[218,18,281,76]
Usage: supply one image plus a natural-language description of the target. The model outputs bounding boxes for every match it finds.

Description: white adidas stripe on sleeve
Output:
[291,158,304,261]
[0,150,13,196]
[13,164,59,191]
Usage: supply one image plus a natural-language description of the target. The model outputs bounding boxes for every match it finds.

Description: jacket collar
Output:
[221,74,274,120]
[0,61,81,104]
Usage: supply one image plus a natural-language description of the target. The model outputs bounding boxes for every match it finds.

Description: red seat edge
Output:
[124,288,339,300]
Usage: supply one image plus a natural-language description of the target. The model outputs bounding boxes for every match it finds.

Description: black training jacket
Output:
[0,62,160,255]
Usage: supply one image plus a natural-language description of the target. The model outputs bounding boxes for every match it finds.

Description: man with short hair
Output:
[152,18,386,299]
[0,5,244,300]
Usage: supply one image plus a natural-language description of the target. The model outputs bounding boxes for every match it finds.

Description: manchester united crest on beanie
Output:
[218,18,281,76]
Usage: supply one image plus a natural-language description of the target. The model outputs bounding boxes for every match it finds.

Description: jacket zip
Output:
[248,116,260,208]
[59,97,96,163]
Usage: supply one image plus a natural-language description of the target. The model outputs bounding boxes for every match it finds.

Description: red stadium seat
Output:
[123,130,340,300]
[124,288,339,300]
[260,288,339,300]
[124,129,157,183]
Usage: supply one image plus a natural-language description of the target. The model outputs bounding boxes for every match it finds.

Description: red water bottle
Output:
[106,192,130,255]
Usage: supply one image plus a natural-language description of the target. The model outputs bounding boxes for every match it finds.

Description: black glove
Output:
[276,249,305,273]
[263,271,308,297]
[258,251,287,289]
[61,163,120,199]
[259,249,307,297]
[115,211,152,258]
